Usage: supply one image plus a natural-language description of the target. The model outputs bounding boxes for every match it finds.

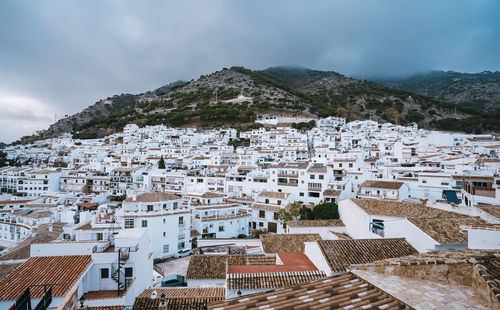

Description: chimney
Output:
[132,193,137,201]
[48,224,53,232]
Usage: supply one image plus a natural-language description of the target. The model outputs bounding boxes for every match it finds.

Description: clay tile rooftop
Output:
[260,234,322,254]
[318,238,418,273]
[0,255,92,301]
[208,272,412,310]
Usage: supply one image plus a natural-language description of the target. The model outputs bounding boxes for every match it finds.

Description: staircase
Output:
[111,248,130,293]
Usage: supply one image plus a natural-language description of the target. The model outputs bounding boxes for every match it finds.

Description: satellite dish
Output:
[151,290,157,299]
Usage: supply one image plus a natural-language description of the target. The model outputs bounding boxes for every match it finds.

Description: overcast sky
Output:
[0,0,499,142]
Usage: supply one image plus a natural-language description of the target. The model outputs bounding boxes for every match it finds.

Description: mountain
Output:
[371,71,500,111]
[15,67,500,143]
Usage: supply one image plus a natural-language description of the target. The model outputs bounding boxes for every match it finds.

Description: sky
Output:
[0,0,499,142]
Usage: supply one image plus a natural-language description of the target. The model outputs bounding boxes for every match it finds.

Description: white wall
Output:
[467,229,500,250]
[384,219,438,252]
[304,242,331,275]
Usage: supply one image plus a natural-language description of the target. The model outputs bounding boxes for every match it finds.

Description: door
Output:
[268,222,277,233]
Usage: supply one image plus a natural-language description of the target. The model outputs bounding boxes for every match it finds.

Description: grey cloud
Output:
[0,0,499,142]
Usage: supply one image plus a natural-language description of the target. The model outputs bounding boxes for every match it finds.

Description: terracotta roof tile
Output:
[226,270,326,290]
[208,272,412,309]
[0,255,92,301]
[134,287,225,310]
[360,180,405,189]
[318,238,418,273]
[408,217,487,244]
[123,192,180,203]
[260,234,322,253]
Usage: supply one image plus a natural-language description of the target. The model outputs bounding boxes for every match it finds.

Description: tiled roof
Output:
[0,223,65,260]
[208,272,412,309]
[288,219,344,227]
[365,250,500,266]
[318,238,418,273]
[475,257,500,305]
[0,255,92,301]
[186,255,227,280]
[251,203,281,211]
[201,192,226,198]
[360,180,404,190]
[351,199,469,219]
[408,216,487,244]
[307,166,327,173]
[476,204,500,220]
[260,234,322,253]
[134,287,225,310]
[186,255,276,280]
[323,189,341,197]
[123,192,180,203]
[257,191,289,199]
[226,270,326,290]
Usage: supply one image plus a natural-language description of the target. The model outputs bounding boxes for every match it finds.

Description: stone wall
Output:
[353,262,473,286]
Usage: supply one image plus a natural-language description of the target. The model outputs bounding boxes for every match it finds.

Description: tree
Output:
[0,151,8,167]
[311,202,339,220]
[158,156,166,169]
[251,229,268,238]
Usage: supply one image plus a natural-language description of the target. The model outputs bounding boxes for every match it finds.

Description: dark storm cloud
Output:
[0,0,499,141]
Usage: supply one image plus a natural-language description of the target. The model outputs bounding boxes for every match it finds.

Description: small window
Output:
[179,217,184,225]
[310,175,315,179]
[259,210,265,218]
[125,219,134,229]
[173,202,178,209]
[100,268,109,279]
[163,244,169,253]
[125,267,133,278]
[142,220,147,227]
[147,205,153,212]
[299,192,304,197]
[319,175,324,180]
[178,242,185,250]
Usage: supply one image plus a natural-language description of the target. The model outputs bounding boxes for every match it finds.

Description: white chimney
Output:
[132,193,137,201]
[48,224,53,232]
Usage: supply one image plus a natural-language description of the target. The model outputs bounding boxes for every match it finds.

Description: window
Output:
[142,220,147,227]
[147,205,153,212]
[96,233,103,241]
[163,244,169,253]
[310,174,315,179]
[163,232,166,237]
[441,182,449,186]
[422,180,427,183]
[299,192,304,197]
[100,268,109,278]
[124,219,134,229]
[259,210,265,218]
[179,217,184,225]
[173,202,178,209]
[319,175,324,180]
[218,225,224,232]
[349,163,353,168]
[178,242,185,250]
[163,204,167,210]
[125,267,133,278]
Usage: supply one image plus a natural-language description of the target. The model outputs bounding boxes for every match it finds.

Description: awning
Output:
[444,190,459,204]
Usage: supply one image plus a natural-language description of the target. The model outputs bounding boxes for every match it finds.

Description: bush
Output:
[311,202,339,220]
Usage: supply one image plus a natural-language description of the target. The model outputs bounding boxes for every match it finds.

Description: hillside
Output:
[15,67,500,143]
[371,71,500,111]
